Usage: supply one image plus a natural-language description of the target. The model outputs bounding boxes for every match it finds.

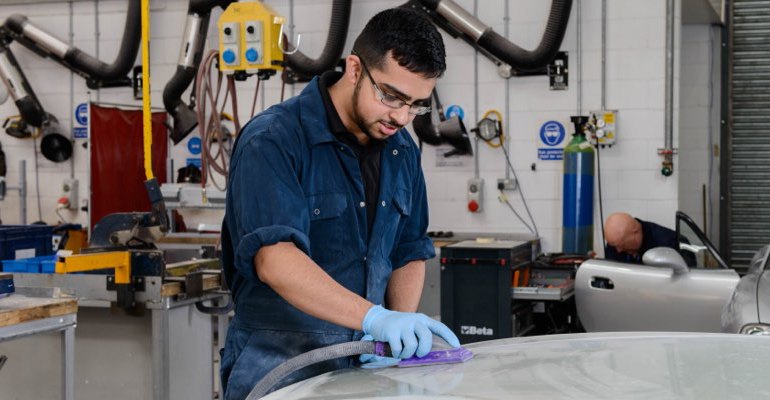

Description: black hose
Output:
[3,0,141,84]
[246,341,387,399]
[63,0,140,82]
[476,0,572,72]
[415,0,573,73]
[0,43,47,127]
[164,0,235,144]
[284,0,351,77]
[0,141,6,177]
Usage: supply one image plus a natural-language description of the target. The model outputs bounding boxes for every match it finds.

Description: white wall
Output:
[0,0,688,254]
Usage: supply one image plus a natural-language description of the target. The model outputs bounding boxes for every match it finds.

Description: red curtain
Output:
[90,104,168,231]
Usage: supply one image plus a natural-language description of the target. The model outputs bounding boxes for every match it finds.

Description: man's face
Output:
[351,53,436,142]
[608,229,642,256]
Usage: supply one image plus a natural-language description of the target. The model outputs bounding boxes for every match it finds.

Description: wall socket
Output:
[497,178,518,191]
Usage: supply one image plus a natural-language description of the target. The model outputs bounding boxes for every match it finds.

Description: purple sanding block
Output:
[397,347,474,368]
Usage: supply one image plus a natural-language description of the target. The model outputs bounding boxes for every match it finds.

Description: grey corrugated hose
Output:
[245,340,378,399]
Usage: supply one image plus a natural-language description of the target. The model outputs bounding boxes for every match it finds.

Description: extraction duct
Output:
[403,0,573,74]
[1,0,140,88]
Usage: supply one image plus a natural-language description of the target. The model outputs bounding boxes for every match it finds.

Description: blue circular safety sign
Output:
[75,103,88,126]
[539,121,565,147]
[187,137,202,155]
[445,105,464,120]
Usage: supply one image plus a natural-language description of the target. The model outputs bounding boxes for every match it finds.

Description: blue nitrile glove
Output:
[362,305,461,359]
[358,334,401,369]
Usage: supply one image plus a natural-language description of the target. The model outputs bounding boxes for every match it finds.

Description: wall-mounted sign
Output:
[75,103,88,126]
[538,120,565,161]
[187,137,202,155]
[445,105,465,120]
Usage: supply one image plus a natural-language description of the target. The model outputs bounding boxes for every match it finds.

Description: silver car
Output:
[261,333,770,399]
[722,242,770,334]
[576,211,768,334]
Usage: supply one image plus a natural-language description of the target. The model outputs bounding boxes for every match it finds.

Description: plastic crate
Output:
[1,255,57,273]
[0,225,54,261]
[40,255,56,273]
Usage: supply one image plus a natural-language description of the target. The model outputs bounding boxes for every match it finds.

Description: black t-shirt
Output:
[318,71,385,237]
[604,218,679,264]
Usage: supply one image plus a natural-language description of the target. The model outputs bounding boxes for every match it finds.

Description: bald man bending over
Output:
[604,213,679,264]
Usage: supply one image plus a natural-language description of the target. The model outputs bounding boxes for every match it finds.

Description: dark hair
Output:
[352,8,446,78]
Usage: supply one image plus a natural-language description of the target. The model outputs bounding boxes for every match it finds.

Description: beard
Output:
[352,76,402,142]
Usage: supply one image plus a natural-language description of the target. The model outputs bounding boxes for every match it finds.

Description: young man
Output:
[604,212,679,264]
[220,8,460,399]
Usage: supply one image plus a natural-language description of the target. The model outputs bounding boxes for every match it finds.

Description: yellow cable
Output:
[482,109,504,148]
[141,0,154,180]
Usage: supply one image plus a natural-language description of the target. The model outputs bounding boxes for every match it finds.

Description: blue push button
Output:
[222,49,236,64]
[245,48,259,63]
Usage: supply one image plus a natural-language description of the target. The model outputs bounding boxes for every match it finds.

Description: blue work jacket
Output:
[220,76,435,398]
[604,218,678,264]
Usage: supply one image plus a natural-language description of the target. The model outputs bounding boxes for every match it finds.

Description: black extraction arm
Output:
[2,0,140,88]
[164,0,234,145]
[283,0,351,77]
[0,0,140,131]
[0,42,46,127]
[165,0,350,144]
[403,0,573,73]
[412,89,472,157]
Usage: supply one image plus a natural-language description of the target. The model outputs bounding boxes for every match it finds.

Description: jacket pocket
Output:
[307,192,347,221]
[392,188,412,217]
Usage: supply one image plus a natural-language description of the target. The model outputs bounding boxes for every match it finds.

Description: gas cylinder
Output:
[562,116,594,254]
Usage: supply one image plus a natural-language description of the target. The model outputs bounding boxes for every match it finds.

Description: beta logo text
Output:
[460,325,494,336]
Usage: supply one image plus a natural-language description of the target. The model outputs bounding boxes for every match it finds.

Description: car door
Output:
[576,212,739,332]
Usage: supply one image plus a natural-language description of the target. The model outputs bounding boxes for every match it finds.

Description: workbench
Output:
[3,273,227,400]
[0,294,78,400]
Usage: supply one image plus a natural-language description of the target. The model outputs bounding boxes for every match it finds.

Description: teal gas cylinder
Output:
[562,116,594,254]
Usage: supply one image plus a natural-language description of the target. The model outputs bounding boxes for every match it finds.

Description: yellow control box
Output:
[217,2,285,74]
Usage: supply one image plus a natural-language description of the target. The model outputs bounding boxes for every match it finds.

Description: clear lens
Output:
[361,57,431,116]
[739,324,770,335]
[378,94,405,108]
[408,106,431,115]
[378,93,430,115]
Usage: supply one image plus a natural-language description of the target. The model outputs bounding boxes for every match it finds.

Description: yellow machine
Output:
[218,2,285,75]
[55,251,136,308]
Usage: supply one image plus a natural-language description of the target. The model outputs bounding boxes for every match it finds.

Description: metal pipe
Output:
[661,0,676,176]
[576,0,582,114]
[436,0,487,40]
[504,0,510,180]
[664,0,675,150]
[69,0,74,178]
[601,0,606,109]
[12,159,28,225]
[473,0,480,179]
[94,0,100,101]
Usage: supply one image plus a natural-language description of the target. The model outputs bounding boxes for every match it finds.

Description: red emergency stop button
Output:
[468,200,479,212]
